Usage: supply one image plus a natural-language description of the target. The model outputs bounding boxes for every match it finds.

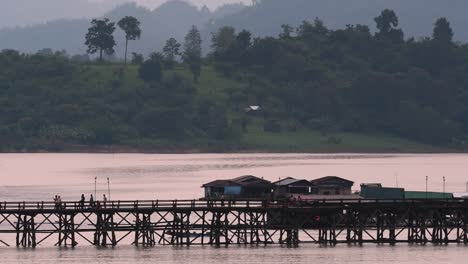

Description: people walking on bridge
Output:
[57,196,63,209]
[89,194,94,208]
[80,194,85,209]
[53,195,59,209]
[103,194,108,208]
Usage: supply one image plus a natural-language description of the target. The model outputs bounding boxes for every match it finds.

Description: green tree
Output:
[375,9,398,34]
[236,30,252,50]
[131,52,144,64]
[433,17,453,43]
[279,24,294,39]
[374,9,403,42]
[36,48,54,56]
[85,18,116,61]
[183,25,202,81]
[150,52,165,62]
[297,18,328,38]
[138,57,163,82]
[234,30,252,66]
[211,26,236,55]
[117,16,142,65]
[162,38,181,68]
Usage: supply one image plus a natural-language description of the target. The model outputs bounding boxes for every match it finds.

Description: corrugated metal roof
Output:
[231,175,272,186]
[202,180,240,188]
[203,175,272,188]
[231,175,257,182]
[310,176,354,187]
[274,177,311,186]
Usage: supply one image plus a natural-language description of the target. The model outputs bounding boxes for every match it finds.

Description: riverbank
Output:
[1,129,456,154]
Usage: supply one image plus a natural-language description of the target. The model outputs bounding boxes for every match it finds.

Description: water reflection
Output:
[1,153,468,262]
[1,244,468,264]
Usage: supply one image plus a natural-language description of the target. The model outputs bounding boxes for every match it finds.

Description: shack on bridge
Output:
[360,183,405,199]
[202,175,274,199]
[273,177,314,198]
[310,176,354,195]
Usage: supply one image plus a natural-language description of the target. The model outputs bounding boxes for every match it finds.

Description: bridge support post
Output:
[169,211,192,246]
[376,210,396,244]
[318,215,337,245]
[248,212,270,245]
[57,214,76,247]
[15,214,36,248]
[408,213,427,244]
[134,213,156,246]
[460,212,468,244]
[209,211,224,246]
[346,210,363,244]
[94,213,116,246]
[431,210,448,244]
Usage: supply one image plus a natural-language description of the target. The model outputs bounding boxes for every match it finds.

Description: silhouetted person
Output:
[102,194,107,208]
[80,194,85,209]
[89,194,94,208]
[57,196,63,209]
[54,195,58,209]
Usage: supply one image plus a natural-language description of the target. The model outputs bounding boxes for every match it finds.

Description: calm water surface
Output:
[1,153,468,263]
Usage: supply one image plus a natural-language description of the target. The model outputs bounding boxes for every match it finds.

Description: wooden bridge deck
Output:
[1,199,468,247]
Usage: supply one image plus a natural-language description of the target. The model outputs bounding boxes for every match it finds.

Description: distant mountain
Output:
[14,0,468,57]
[209,3,246,20]
[209,0,468,41]
[0,1,247,56]
[0,0,128,28]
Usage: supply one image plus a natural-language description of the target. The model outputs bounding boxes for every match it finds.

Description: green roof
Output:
[360,186,405,199]
[404,191,453,199]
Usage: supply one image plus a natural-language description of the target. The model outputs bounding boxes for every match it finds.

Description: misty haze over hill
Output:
[0,0,127,28]
[2,0,468,56]
[0,1,246,56]
[211,0,468,41]
[0,0,251,28]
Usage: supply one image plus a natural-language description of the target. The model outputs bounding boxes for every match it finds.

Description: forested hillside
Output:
[1,9,467,152]
[207,10,468,148]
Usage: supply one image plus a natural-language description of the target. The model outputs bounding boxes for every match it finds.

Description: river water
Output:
[1,153,468,263]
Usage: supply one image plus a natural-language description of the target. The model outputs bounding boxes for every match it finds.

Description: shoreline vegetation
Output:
[2,10,468,154]
[3,131,452,154]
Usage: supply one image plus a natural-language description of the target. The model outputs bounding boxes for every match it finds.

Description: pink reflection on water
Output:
[0,153,467,201]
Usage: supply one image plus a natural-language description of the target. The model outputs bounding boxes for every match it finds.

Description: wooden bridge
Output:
[1,199,468,247]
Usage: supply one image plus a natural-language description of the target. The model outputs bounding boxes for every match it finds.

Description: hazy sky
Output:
[105,0,251,10]
[0,0,251,29]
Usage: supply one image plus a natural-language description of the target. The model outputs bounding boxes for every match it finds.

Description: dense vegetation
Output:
[209,11,468,148]
[0,9,467,152]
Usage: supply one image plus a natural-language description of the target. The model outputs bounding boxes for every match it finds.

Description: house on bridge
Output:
[273,177,314,198]
[202,175,274,199]
[310,176,354,195]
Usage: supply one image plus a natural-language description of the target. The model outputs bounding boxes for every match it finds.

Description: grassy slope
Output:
[241,127,440,153]
[82,64,443,153]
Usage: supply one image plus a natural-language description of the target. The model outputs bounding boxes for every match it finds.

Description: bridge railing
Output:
[0,199,272,211]
[0,198,466,212]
